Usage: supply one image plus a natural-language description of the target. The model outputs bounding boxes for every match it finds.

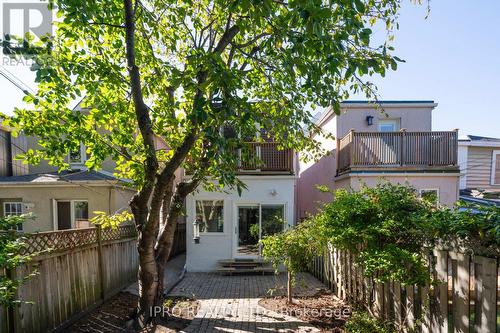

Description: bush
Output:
[315,183,436,285]
[263,182,500,291]
[0,214,36,306]
[345,311,395,333]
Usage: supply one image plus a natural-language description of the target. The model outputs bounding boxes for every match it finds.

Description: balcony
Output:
[238,142,294,174]
[337,130,458,176]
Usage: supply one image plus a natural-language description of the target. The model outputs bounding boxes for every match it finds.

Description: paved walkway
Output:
[168,272,325,333]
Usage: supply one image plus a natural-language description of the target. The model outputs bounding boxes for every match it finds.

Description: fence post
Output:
[96,226,106,300]
[5,268,16,333]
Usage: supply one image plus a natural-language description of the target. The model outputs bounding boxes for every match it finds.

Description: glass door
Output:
[237,206,260,256]
[261,205,285,238]
[236,204,285,257]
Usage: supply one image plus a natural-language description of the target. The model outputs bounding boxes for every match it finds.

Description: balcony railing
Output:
[238,142,294,174]
[337,130,458,175]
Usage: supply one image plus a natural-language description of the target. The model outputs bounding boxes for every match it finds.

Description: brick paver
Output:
[169,273,325,333]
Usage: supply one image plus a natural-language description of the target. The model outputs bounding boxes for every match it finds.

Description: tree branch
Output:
[88,21,125,28]
[124,0,158,225]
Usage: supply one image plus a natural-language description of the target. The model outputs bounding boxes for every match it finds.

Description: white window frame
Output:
[378,119,400,132]
[3,202,23,231]
[491,150,500,185]
[69,143,87,165]
[53,199,89,230]
[419,189,440,204]
[233,202,287,257]
[195,199,225,234]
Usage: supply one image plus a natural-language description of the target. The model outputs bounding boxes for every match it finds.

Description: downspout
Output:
[108,187,112,214]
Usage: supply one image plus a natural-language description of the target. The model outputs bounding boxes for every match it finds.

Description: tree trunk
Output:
[135,236,160,326]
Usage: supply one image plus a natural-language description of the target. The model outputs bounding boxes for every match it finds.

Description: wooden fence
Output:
[310,244,499,333]
[0,225,138,333]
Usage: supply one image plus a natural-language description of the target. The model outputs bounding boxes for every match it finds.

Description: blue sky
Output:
[352,0,500,138]
[0,0,499,138]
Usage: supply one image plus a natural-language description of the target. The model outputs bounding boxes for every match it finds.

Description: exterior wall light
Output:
[193,218,200,244]
[366,115,374,126]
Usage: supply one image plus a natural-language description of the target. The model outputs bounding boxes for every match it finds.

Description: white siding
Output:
[185,176,295,272]
[466,147,497,189]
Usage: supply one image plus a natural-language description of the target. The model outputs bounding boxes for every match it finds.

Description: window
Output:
[69,143,86,164]
[4,202,23,231]
[196,200,224,233]
[419,189,439,205]
[378,119,399,132]
[74,201,89,228]
[55,200,89,230]
[260,205,285,237]
[491,150,500,185]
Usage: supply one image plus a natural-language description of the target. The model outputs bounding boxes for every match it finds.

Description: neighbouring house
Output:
[183,135,296,272]
[298,100,461,219]
[0,123,135,233]
[458,135,500,206]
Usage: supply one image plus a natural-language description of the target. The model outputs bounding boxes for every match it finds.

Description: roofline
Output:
[0,178,137,189]
[460,195,500,207]
[316,100,438,128]
[458,141,500,148]
[340,100,438,108]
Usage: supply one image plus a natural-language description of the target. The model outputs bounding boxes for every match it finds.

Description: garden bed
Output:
[65,292,199,332]
[258,289,351,332]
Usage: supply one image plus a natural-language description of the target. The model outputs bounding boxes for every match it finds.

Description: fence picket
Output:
[473,256,497,333]
[431,249,449,333]
[450,251,471,333]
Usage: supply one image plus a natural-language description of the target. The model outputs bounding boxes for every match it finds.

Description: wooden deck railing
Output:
[337,130,458,175]
[238,142,294,173]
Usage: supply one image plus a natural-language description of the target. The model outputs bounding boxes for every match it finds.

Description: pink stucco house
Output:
[297,101,460,219]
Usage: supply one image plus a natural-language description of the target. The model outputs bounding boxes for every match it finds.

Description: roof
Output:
[458,135,500,147]
[460,195,500,207]
[459,135,500,142]
[0,169,125,185]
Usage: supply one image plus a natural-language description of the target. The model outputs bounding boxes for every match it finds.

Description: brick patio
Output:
[168,272,326,333]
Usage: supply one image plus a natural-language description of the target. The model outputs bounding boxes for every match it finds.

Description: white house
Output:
[184,145,296,272]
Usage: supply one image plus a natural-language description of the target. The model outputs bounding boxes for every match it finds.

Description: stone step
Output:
[218,258,269,267]
[216,266,275,276]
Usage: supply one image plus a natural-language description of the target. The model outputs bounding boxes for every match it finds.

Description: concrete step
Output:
[216,266,275,276]
[218,258,269,267]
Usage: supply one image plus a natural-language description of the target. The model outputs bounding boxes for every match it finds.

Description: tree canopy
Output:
[9,0,402,189]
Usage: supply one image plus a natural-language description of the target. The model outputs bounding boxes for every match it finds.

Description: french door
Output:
[235,204,285,257]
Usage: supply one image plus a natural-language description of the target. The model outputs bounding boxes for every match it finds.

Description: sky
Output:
[0,0,499,138]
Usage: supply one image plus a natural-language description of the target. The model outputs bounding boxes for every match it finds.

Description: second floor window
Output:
[378,119,400,132]
[69,143,86,165]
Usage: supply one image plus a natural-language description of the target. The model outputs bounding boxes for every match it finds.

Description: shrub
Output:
[345,311,395,333]
[315,183,436,285]
[0,214,36,307]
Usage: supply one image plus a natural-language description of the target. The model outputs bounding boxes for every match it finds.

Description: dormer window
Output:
[69,143,86,165]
